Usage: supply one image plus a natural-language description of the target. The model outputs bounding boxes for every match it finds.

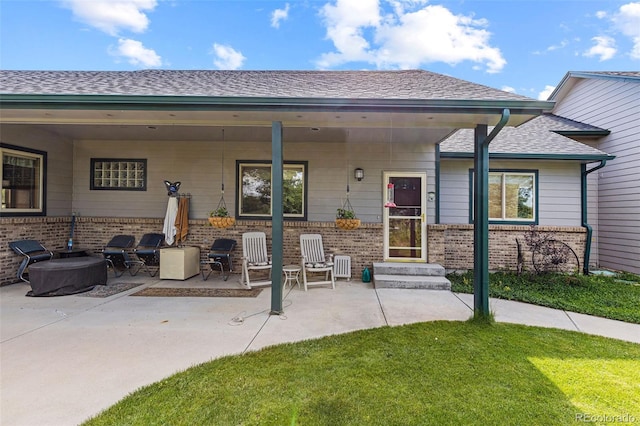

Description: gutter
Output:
[581,159,609,275]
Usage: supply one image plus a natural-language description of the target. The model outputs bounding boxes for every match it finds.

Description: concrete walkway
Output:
[1,275,639,426]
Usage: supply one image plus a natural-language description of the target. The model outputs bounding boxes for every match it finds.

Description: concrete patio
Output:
[1,272,639,426]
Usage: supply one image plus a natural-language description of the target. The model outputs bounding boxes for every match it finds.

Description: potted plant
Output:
[208,206,236,229]
[335,208,361,230]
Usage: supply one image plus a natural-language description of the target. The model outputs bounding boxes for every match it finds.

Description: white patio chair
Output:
[240,232,272,289]
[300,234,335,291]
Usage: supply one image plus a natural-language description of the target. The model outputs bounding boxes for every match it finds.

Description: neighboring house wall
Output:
[1,124,74,217]
[553,77,640,273]
[440,159,583,226]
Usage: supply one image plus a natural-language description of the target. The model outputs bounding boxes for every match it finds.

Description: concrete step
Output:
[373,274,452,290]
[373,262,446,277]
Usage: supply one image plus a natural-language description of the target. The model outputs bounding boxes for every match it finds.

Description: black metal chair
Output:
[129,233,165,277]
[201,238,237,281]
[102,235,135,277]
[8,240,54,283]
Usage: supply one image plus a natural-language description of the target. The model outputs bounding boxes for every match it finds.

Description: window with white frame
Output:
[470,170,537,223]
[1,144,46,215]
[237,161,307,219]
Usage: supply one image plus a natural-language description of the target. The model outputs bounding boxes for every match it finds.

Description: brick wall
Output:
[429,224,586,273]
[0,217,383,286]
[1,217,586,286]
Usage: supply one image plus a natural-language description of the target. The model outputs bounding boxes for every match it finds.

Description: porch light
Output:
[354,168,364,181]
[384,183,396,208]
[428,191,436,202]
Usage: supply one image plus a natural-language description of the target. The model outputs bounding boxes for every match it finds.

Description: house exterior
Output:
[548,71,640,274]
[438,113,613,273]
[1,69,603,291]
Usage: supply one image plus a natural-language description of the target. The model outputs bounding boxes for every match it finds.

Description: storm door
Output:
[383,172,427,262]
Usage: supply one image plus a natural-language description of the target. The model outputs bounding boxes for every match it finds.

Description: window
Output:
[237,161,307,219]
[470,170,537,223]
[1,144,46,215]
[90,159,147,191]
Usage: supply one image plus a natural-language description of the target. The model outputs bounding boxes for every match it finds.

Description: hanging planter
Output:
[336,200,360,230]
[207,128,235,229]
[208,205,235,229]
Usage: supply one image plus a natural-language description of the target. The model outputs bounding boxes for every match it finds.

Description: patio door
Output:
[383,172,427,262]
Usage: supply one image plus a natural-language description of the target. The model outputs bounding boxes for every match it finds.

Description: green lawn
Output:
[448,271,640,324]
[84,321,640,426]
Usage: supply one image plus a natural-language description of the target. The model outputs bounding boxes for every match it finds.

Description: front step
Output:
[373,274,451,290]
[372,262,451,290]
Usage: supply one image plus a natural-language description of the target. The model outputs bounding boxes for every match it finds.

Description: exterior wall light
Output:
[428,191,436,202]
[354,168,364,181]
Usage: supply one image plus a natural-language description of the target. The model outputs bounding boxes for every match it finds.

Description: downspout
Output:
[581,160,607,275]
[473,108,510,318]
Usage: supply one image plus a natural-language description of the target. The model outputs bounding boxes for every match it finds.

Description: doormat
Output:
[130,287,263,298]
[77,282,145,298]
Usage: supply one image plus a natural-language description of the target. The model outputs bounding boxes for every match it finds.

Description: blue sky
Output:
[1,0,638,99]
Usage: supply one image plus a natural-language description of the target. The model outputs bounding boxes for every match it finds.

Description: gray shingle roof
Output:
[440,114,611,157]
[0,69,534,101]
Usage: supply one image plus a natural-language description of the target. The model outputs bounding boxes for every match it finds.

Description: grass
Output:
[448,271,640,324]
[83,321,640,426]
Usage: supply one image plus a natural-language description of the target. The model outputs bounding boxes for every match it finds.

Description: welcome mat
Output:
[78,282,145,298]
[131,287,263,298]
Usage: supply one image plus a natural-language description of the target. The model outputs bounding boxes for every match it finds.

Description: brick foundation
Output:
[1,217,586,286]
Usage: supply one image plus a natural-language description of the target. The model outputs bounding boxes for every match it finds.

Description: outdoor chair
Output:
[101,235,135,277]
[240,232,272,289]
[129,233,165,277]
[201,238,237,281]
[300,234,335,291]
[8,240,54,283]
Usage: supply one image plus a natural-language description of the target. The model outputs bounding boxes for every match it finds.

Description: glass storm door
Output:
[383,172,427,262]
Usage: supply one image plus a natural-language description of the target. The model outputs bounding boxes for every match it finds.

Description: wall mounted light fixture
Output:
[427,191,436,202]
[354,168,364,181]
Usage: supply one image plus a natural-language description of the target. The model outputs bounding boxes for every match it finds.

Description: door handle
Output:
[421,213,425,222]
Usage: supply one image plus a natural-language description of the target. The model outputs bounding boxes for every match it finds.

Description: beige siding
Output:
[440,159,582,226]
[554,77,640,273]
[72,138,437,224]
[1,124,73,217]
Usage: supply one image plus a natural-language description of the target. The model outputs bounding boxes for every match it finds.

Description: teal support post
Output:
[270,121,284,315]
[473,109,510,318]
[473,124,490,317]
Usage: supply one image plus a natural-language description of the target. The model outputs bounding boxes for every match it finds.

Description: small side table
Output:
[282,265,301,289]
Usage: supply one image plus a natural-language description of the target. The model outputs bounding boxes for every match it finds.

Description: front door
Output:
[383,172,427,262]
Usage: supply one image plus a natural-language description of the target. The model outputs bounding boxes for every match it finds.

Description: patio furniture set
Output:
[8,232,341,296]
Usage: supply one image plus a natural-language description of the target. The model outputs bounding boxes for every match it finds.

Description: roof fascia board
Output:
[441,152,615,162]
[0,94,554,115]
[549,71,640,100]
[555,129,611,137]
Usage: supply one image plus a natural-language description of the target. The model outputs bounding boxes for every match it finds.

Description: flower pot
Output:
[335,218,361,230]
[208,217,236,229]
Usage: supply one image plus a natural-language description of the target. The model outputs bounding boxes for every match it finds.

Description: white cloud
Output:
[611,2,640,59]
[211,43,246,70]
[62,0,157,36]
[501,86,515,93]
[595,10,608,19]
[317,0,505,73]
[584,35,617,61]
[547,39,569,51]
[537,85,555,100]
[110,38,162,67]
[271,3,290,28]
